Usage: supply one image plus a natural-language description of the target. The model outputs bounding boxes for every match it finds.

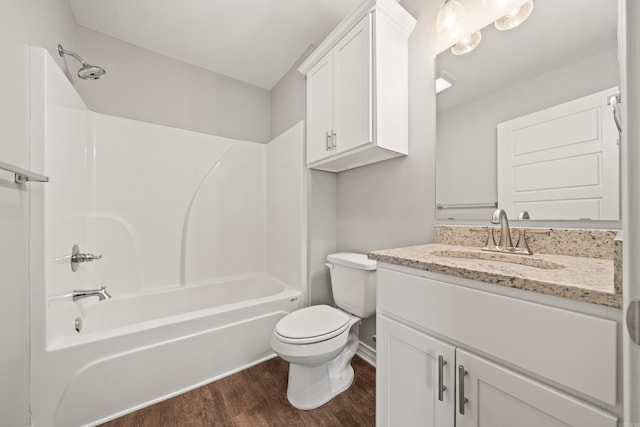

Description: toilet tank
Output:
[326,253,377,318]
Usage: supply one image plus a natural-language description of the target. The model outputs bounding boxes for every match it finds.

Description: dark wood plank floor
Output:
[100,355,375,426]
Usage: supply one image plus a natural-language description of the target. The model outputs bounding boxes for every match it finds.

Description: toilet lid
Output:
[275,305,350,342]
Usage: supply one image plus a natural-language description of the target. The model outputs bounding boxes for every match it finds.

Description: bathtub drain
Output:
[74,317,82,333]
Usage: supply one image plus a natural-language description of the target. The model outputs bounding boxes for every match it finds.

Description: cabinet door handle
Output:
[331,130,337,149]
[325,131,331,151]
[438,355,447,402]
[458,365,468,415]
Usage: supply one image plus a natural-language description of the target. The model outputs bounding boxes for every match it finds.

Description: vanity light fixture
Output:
[494,0,533,31]
[436,0,469,41]
[451,30,482,55]
[435,71,457,93]
[481,0,512,13]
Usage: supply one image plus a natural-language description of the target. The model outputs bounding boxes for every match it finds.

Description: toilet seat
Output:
[274,305,350,345]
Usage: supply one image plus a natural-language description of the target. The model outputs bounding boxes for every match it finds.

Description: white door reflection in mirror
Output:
[497,87,619,220]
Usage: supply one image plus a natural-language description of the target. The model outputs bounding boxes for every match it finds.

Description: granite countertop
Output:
[368,243,621,308]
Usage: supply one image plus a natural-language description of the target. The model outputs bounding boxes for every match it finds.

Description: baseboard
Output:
[356,341,376,367]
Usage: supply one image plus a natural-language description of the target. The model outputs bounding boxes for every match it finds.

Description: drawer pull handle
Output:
[458,365,468,415]
[438,355,447,402]
[325,131,331,151]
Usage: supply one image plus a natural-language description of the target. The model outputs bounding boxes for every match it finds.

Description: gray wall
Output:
[0,1,79,425]
[75,26,272,143]
[271,46,314,140]
[336,3,439,347]
[270,47,338,308]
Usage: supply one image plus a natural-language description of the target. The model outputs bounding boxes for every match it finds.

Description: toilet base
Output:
[285,331,359,410]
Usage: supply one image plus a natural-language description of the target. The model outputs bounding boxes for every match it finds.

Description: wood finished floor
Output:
[100,356,375,426]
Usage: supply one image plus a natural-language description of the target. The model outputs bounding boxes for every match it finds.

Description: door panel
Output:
[306,54,334,164]
[497,87,619,220]
[333,13,372,154]
[456,349,617,427]
[376,315,455,427]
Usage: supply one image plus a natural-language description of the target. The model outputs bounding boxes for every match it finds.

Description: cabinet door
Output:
[377,315,455,427]
[333,13,373,155]
[306,53,334,164]
[455,349,617,427]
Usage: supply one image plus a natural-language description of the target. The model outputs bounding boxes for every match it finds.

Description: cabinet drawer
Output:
[377,267,617,405]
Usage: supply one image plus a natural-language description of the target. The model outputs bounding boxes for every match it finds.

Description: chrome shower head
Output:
[77,63,106,80]
[58,44,106,80]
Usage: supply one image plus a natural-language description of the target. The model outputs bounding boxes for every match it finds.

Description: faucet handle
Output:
[516,229,533,255]
[471,227,496,249]
[70,244,103,272]
[516,229,551,255]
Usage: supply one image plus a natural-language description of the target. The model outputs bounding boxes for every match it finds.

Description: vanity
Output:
[370,225,622,427]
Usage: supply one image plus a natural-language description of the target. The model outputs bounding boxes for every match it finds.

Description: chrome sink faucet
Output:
[72,286,112,302]
[491,208,513,248]
[480,208,550,255]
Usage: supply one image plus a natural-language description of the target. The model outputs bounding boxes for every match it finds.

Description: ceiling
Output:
[67,0,369,90]
[436,0,617,112]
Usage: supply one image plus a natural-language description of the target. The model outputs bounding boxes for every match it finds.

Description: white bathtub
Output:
[33,274,302,427]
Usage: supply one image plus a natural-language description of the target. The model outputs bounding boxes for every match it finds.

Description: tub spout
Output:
[73,286,111,302]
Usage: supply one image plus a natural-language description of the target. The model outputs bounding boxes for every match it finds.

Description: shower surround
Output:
[28,47,306,426]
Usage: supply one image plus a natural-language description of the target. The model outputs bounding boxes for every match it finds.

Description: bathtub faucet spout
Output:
[72,286,112,302]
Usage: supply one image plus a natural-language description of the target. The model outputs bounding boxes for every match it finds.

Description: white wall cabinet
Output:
[376,266,619,426]
[299,0,416,172]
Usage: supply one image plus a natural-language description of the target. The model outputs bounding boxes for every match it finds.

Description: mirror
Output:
[435,0,618,221]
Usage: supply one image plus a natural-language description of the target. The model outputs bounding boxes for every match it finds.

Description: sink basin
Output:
[432,250,565,270]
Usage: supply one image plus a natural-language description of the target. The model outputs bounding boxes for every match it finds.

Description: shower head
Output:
[77,63,106,80]
[57,44,106,80]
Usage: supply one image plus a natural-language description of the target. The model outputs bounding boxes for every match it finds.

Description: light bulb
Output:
[436,0,469,41]
[494,0,533,31]
[481,0,512,13]
[451,31,482,55]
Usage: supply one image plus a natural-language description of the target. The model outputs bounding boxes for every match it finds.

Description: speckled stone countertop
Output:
[369,226,622,309]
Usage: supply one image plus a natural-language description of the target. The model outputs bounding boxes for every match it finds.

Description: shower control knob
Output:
[72,253,103,263]
[70,244,103,272]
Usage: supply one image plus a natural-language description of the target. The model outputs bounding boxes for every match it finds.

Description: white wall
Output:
[75,26,272,143]
[32,48,278,362]
[93,115,267,291]
[267,122,306,291]
[0,1,79,425]
[40,98,271,300]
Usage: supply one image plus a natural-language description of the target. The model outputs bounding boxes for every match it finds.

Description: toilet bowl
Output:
[271,305,361,410]
[271,253,377,410]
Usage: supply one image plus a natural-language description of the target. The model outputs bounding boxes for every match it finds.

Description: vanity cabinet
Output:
[377,315,455,426]
[376,266,619,427]
[455,349,616,427]
[299,0,416,172]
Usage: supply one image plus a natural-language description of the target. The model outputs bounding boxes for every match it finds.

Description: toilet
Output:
[271,252,377,410]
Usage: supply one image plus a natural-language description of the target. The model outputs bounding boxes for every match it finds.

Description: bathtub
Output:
[33,274,302,427]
